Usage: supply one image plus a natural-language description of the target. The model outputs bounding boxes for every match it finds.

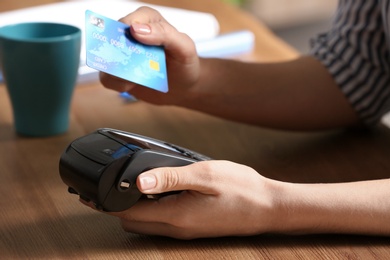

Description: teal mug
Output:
[0,22,81,137]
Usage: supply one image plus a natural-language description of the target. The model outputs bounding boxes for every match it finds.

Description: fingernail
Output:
[139,174,157,190]
[132,23,151,34]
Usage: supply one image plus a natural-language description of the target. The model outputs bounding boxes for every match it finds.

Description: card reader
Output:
[59,128,210,212]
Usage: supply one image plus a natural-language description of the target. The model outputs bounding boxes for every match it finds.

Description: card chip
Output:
[149,60,160,71]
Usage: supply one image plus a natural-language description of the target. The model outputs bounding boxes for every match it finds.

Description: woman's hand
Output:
[81,158,390,238]
[99,6,200,106]
[82,160,280,239]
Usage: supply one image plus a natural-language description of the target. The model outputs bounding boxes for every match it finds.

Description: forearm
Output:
[271,178,390,235]
[177,56,359,130]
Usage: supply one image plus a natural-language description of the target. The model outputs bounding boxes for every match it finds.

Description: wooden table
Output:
[1,0,390,259]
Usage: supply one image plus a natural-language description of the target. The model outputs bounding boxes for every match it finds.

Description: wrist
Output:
[257,178,296,234]
[265,181,328,235]
[174,58,243,113]
[268,180,390,236]
[173,58,218,107]
[247,177,293,235]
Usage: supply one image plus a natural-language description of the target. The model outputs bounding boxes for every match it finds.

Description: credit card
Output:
[85,10,168,93]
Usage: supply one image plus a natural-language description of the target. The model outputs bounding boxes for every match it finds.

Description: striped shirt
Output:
[311,0,390,125]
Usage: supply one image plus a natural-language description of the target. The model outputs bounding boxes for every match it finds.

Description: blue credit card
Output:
[85,10,168,93]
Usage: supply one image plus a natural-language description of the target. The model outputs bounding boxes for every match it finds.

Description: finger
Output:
[99,72,136,92]
[137,161,225,195]
[120,220,174,237]
[119,6,175,46]
[106,191,215,238]
[99,72,167,103]
[119,6,163,25]
[118,220,198,240]
[107,191,184,218]
[79,198,103,212]
[120,7,197,63]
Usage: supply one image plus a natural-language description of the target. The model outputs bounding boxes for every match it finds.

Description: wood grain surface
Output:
[1,0,390,259]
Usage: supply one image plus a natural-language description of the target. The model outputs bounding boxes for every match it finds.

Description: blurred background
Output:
[1,0,339,54]
[239,0,339,53]
[238,0,390,126]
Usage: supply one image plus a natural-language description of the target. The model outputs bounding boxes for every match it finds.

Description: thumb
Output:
[136,162,217,195]
[119,6,196,59]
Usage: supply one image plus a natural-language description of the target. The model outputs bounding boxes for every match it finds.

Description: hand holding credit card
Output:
[85,10,168,93]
